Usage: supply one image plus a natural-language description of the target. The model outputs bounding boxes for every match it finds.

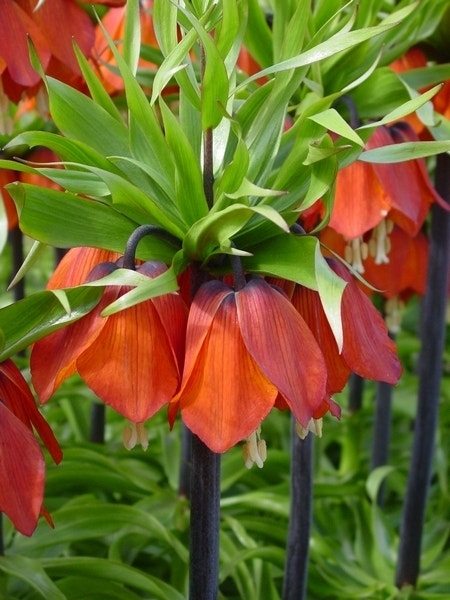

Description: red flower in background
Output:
[0,0,99,101]
[0,359,62,536]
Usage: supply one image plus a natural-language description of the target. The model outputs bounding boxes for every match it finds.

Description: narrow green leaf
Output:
[101,265,180,315]
[159,99,208,225]
[235,19,400,93]
[123,0,140,75]
[0,556,65,600]
[315,244,346,352]
[0,286,103,360]
[73,42,123,123]
[357,84,444,132]
[309,109,364,146]
[7,241,47,290]
[358,140,450,163]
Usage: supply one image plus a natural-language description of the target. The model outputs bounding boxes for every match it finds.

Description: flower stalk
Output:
[283,417,314,600]
[395,152,450,587]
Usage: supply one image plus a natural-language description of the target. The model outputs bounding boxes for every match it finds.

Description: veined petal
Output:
[178,280,233,387]
[331,261,402,384]
[31,285,119,403]
[0,402,45,536]
[76,297,181,422]
[178,293,277,453]
[236,278,327,427]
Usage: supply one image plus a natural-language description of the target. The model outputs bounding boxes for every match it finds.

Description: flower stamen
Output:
[242,426,267,469]
[122,421,149,451]
[296,417,323,440]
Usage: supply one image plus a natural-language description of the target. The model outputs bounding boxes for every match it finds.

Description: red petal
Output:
[46,247,121,289]
[331,262,403,384]
[236,279,327,427]
[178,292,277,452]
[0,1,51,88]
[291,285,351,394]
[0,403,45,536]
[0,360,62,464]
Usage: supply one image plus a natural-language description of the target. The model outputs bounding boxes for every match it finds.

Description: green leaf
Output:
[72,42,123,123]
[42,557,185,600]
[183,204,288,262]
[243,234,319,290]
[159,99,208,225]
[0,556,66,600]
[177,5,229,129]
[236,19,400,93]
[366,466,396,503]
[6,183,176,263]
[101,264,181,316]
[308,108,364,146]
[358,140,450,163]
[123,0,141,75]
[46,77,131,157]
[0,286,103,360]
[315,244,346,352]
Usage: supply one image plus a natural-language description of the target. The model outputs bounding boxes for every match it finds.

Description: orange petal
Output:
[76,297,181,422]
[236,278,327,427]
[178,293,277,453]
[329,160,391,239]
[0,402,45,536]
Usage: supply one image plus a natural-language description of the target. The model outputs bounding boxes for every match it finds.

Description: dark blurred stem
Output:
[371,380,393,506]
[395,153,450,588]
[89,403,105,444]
[282,418,314,600]
[8,226,24,302]
[178,423,192,499]
[348,373,364,413]
[189,434,221,600]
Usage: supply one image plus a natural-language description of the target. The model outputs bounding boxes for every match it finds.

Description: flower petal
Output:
[76,298,181,422]
[236,278,327,427]
[0,402,45,536]
[0,360,62,464]
[178,293,277,453]
[331,261,403,384]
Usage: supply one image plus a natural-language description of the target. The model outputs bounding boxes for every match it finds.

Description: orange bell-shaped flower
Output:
[172,278,328,453]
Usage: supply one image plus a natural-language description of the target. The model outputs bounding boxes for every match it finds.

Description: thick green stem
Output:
[395,153,450,588]
[282,418,313,600]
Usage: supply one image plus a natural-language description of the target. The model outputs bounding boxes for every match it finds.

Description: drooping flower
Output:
[171,277,328,453]
[0,359,62,536]
[31,247,188,427]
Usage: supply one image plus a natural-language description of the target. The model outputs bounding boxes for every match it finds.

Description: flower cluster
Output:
[30,245,401,457]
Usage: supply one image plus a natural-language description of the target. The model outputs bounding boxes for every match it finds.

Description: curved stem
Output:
[123,224,180,270]
[395,153,450,588]
[282,417,314,600]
